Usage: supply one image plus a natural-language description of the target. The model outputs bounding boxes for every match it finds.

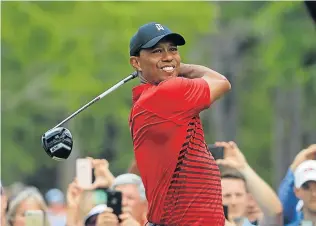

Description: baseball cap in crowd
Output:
[84,204,107,226]
[45,188,65,205]
[294,160,316,188]
[129,22,186,56]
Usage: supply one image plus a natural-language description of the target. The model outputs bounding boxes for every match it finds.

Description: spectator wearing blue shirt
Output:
[278,144,316,226]
[45,188,67,226]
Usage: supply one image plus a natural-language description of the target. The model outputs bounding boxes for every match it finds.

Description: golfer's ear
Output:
[130,56,142,72]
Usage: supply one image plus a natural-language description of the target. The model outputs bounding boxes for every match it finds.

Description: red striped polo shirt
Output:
[129,77,224,226]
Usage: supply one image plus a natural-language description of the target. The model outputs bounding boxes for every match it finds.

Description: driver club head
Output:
[42,127,73,161]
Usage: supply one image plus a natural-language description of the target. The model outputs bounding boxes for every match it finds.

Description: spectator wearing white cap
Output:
[84,204,107,226]
[278,144,316,226]
[294,160,316,224]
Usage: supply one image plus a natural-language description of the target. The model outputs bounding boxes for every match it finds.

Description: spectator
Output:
[79,189,101,220]
[66,179,84,226]
[45,188,67,226]
[111,174,148,225]
[66,178,111,226]
[219,166,249,225]
[278,144,316,226]
[5,182,26,210]
[246,194,263,224]
[6,187,51,226]
[1,181,8,226]
[84,204,107,226]
[91,173,147,226]
[66,158,119,226]
[216,141,283,226]
[294,160,316,223]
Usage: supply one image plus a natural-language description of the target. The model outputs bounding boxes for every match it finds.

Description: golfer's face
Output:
[139,40,181,84]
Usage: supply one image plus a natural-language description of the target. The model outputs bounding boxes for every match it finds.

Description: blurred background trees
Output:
[2,1,315,193]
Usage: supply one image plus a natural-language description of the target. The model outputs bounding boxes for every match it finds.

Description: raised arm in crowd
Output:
[216,141,283,226]
[278,144,316,226]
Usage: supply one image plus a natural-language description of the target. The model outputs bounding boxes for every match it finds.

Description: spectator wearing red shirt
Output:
[129,22,231,226]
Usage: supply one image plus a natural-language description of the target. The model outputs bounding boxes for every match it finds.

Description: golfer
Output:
[129,22,231,226]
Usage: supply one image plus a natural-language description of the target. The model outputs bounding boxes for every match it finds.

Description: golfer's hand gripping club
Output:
[41,72,138,160]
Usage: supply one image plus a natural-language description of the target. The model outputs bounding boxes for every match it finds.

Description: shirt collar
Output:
[132,83,152,103]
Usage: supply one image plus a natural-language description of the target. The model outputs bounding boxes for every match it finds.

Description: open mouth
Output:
[161,66,175,73]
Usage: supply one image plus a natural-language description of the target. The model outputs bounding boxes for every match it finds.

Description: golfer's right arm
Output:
[180,63,231,103]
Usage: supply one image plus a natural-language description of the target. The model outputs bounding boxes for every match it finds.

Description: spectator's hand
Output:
[119,206,140,226]
[67,179,83,208]
[215,141,248,170]
[66,179,84,226]
[290,144,316,171]
[86,157,115,190]
[96,208,119,226]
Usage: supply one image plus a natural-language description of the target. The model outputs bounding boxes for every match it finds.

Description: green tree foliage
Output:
[218,1,316,183]
[2,2,315,188]
[2,1,215,184]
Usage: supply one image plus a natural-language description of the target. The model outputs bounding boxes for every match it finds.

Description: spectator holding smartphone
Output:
[78,158,146,226]
[216,141,283,226]
[6,187,51,226]
[111,174,147,225]
[278,144,316,226]
[91,174,147,226]
[66,157,115,226]
[66,179,84,226]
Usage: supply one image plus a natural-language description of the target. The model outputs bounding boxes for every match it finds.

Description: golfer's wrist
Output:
[179,63,201,79]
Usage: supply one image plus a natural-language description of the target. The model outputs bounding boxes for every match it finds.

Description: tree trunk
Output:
[273,87,287,188]
[57,121,81,193]
[273,84,302,187]
[207,28,242,142]
[287,86,303,162]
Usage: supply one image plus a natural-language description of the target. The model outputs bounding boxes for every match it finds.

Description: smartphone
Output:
[207,144,224,160]
[223,205,228,220]
[25,210,44,226]
[76,158,92,189]
[301,220,313,226]
[106,189,122,218]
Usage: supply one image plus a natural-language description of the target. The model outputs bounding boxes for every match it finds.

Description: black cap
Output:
[129,22,186,56]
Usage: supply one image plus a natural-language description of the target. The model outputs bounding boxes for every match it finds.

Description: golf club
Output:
[42,71,138,161]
